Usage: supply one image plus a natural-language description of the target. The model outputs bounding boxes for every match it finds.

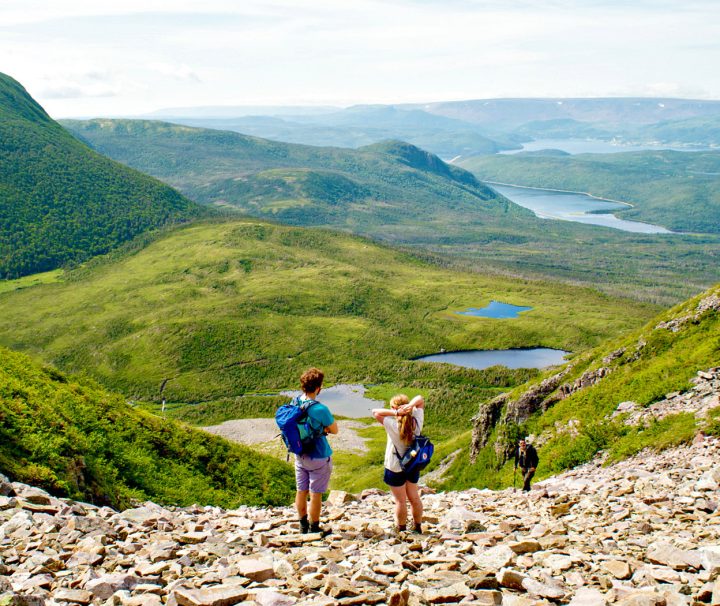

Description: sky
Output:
[1,0,719,118]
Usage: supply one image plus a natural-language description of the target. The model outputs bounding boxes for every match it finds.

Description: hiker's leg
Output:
[405,481,423,526]
[389,484,408,527]
[295,490,309,517]
[523,469,535,491]
[308,492,323,523]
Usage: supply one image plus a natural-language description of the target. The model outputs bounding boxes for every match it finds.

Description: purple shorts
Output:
[295,455,333,493]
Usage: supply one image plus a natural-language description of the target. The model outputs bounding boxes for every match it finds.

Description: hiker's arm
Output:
[372,408,398,424]
[325,421,339,435]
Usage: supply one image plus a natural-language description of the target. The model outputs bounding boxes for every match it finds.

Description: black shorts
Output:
[383,467,420,487]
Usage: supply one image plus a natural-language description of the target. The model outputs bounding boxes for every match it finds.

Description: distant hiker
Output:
[515,438,539,492]
[372,394,426,534]
[291,367,338,535]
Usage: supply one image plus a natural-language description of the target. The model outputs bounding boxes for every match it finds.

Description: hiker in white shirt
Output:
[372,394,425,534]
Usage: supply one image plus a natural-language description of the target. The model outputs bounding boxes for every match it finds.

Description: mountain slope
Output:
[0,219,656,418]
[0,344,294,509]
[0,73,204,279]
[459,150,720,234]
[60,118,527,231]
[448,283,720,490]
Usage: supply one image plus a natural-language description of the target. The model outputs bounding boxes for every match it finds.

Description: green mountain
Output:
[0,73,204,279]
[0,218,656,416]
[459,150,720,234]
[0,344,294,509]
[61,118,720,305]
[446,282,720,491]
[143,105,519,158]
[60,118,520,229]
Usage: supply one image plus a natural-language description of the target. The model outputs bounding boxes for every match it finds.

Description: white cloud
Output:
[0,0,718,116]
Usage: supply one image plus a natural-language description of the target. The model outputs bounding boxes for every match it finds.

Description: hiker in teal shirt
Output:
[294,368,338,535]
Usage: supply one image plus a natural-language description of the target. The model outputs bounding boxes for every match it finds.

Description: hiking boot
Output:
[394,524,407,536]
[309,521,329,536]
[299,516,309,534]
[411,522,423,534]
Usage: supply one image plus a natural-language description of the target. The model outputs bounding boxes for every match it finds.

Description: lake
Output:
[416,348,569,370]
[457,301,532,319]
[501,138,712,155]
[490,184,671,234]
[280,384,385,418]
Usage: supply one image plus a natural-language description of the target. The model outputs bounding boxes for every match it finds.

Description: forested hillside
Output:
[0,73,204,279]
[0,344,294,509]
[61,118,720,304]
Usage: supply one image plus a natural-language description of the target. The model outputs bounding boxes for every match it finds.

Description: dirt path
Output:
[202,418,370,454]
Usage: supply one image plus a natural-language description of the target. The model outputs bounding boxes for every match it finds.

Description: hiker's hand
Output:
[397,403,413,416]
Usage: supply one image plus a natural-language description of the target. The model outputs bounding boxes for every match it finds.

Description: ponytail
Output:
[390,393,415,445]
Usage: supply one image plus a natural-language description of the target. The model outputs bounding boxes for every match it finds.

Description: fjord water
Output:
[491,184,671,234]
[457,301,532,318]
[416,348,569,370]
[280,384,385,418]
[502,138,712,155]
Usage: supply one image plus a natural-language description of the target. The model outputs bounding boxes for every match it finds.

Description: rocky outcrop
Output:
[504,367,572,425]
[656,293,720,333]
[617,367,720,426]
[3,435,720,605]
[470,394,509,463]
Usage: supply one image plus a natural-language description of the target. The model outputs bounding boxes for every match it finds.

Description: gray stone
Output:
[173,585,249,606]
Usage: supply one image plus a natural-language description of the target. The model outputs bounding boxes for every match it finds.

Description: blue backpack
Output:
[275,397,324,458]
[395,420,434,473]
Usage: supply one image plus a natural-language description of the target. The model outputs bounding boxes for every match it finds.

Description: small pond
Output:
[280,383,385,419]
[457,301,532,319]
[415,348,569,370]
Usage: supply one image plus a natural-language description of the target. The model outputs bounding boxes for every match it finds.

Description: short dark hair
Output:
[300,367,324,393]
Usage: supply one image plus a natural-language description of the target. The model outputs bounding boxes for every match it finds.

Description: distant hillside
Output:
[459,150,720,234]
[60,118,720,305]
[0,73,203,279]
[61,118,526,233]
[142,105,519,158]
[447,283,720,490]
[410,97,720,130]
[0,344,294,509]
[633,115,720,147]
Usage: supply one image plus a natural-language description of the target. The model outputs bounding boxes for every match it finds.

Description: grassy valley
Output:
[0,73,205,279]
[0,219,658,442]
[460,150,720,234]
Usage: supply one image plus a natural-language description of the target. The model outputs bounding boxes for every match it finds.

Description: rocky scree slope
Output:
[2,435,720,605]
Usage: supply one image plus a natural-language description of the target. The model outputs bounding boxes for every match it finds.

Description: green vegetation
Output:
[166,106,519,158]
[444,283,720,491]
[459,150,720,234]
[0,72,204,279]
[0,345,294,509]
[61,118,720,304]
[0,219,657,404]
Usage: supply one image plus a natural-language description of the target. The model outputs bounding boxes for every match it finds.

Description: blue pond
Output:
[416,348,569,370]
[457,301,532,319]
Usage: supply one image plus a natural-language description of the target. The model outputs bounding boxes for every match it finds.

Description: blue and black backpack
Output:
[394,418,434,473]
[275,397,325,458]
